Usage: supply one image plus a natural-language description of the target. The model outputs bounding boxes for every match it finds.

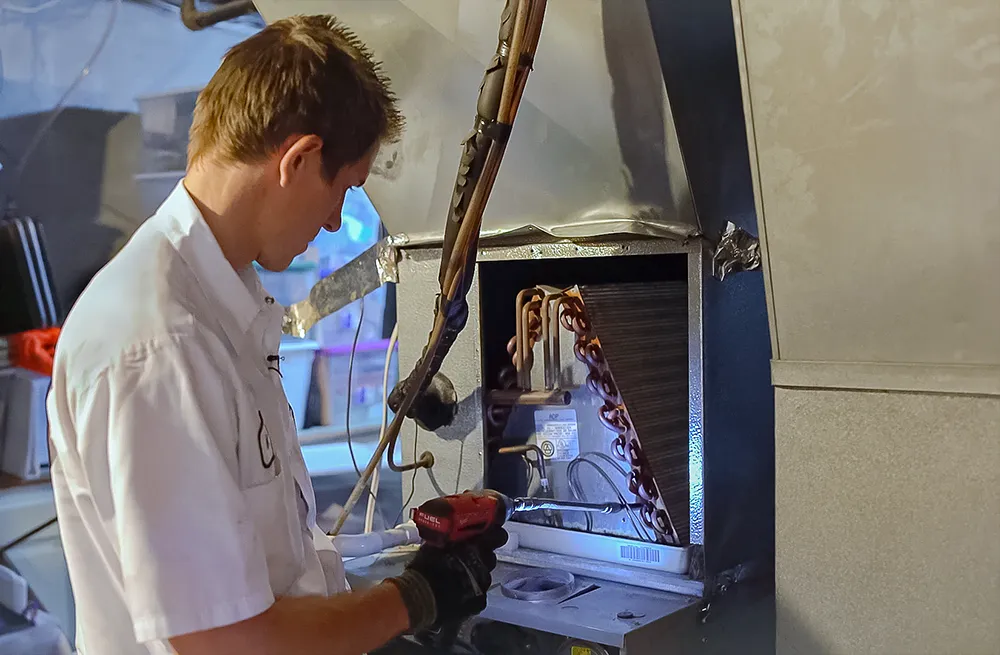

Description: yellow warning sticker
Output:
[571,647,592,655]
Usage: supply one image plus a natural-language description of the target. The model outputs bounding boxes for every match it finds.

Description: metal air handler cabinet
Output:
[252,0,776,652]
[386,236,774,654]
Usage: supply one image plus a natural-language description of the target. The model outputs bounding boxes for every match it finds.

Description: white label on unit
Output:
[533,409,580,462]
[620,544,662,565]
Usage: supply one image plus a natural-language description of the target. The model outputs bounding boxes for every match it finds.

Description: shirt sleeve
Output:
[104,334,274,643]
[311,525,350,594]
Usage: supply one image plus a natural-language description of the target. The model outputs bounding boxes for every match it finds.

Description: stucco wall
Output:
[733,0,1000,652]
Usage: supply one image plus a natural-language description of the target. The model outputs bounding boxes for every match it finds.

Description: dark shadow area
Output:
[603,0,684,223]
[635,0,773,585]
[0,108,129,316]
[702,269,775,580]
[645,0,758,239]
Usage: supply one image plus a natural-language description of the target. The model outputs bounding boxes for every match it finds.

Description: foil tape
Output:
[282,235,406,337]
[712,221,761,281]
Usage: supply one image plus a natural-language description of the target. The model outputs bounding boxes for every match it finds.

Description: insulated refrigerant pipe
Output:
[330,0,547,536]
[333,522,420,558]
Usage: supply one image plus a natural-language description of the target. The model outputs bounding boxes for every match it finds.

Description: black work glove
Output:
[386,526,508,632]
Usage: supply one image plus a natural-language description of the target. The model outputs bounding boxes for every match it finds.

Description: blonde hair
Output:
[188,15,403,177]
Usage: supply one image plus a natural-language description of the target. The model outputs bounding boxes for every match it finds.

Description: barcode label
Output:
[620,545,661,564]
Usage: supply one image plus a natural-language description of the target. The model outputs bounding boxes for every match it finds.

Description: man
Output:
[47,15,505,655]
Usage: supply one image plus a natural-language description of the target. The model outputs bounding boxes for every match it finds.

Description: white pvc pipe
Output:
[365,323,399,534]
[334,522,420,558]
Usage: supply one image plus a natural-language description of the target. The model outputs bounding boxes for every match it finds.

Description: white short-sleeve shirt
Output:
[47,182,347,654]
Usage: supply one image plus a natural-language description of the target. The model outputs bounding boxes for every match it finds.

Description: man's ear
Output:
[278,135,324,187]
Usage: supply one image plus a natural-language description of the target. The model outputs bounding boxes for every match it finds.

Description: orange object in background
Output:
[8,327,61,377]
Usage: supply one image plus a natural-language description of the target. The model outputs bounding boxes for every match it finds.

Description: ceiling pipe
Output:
[180,0,255,31]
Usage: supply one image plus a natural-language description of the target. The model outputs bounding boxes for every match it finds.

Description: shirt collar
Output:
[154,181,275,349]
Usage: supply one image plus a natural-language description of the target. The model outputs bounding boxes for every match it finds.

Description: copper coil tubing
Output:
[653,508,672,534]
[548,292,676,545]
[560,311,589,337]
[638,504,671,538]
[514,288,544,382]
[586,371,620,405]
[640,503,657,529]
[573,340,603,368]
[599,404,629,435]
[487,404,512,428]
[559,309,574,333]
[628,469,659,503]
[559,300,586,334]
[625,439,645,468]
[526,310,541,332]
[498,366,517,389]
[612,434,628,460]
[488,389,571,406]
[515,300,544,373]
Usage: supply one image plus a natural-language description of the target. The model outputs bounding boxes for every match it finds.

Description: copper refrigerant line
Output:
[330,0,549,537]
[491,287,682,546]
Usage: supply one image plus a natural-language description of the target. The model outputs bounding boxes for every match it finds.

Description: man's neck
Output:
[183,162,265,271]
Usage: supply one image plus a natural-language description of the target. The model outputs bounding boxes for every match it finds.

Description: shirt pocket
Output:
[238,408,282,490]
[236,363,291,489]
[235,372,305,593]
[241,475,303,594]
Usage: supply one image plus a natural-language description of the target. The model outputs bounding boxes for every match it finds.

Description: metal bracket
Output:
[712,221,761,281]
[698,560,756,624]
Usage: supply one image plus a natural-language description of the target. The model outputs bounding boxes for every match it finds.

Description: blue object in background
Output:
[311,187,381,266]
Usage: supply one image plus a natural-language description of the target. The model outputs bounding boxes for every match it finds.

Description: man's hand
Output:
[170,527,507,655]
[386,526,508,631]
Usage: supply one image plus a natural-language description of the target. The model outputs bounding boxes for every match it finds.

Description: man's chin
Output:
[255,256,294,273]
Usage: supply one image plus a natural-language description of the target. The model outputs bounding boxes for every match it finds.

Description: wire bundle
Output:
[566,451,654,542]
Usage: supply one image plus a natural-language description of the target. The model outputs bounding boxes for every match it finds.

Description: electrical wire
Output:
[524,455,535,492]
[341,295,389,533]
[11,0,120,185]
[567,453,653,542]
[0,516,57,558]
[578,449,629,477]
[364,321,398,533]
[345,297,365,478]
[568,457,649,540]
[393,422,420,529]
[372,423,419,569]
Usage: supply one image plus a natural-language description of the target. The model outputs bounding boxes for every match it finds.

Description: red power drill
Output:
[408,490,514,649]
[411,489,514,547]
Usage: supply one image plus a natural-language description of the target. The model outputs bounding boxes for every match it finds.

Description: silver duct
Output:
[252,0,699,244]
